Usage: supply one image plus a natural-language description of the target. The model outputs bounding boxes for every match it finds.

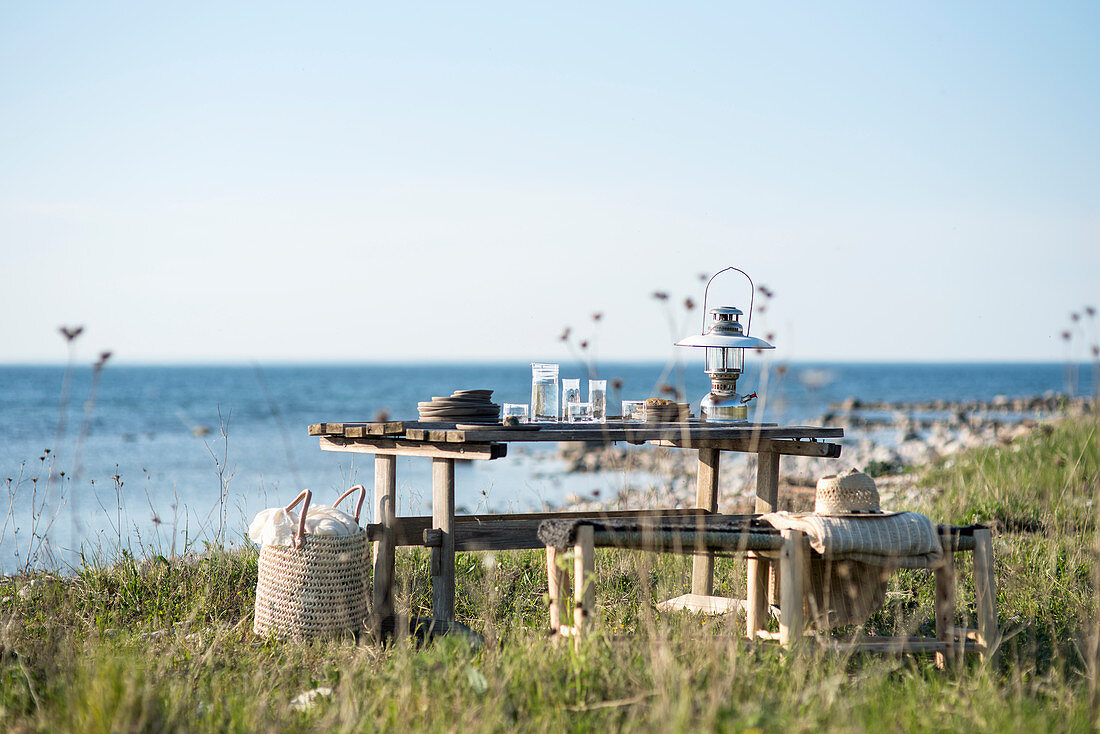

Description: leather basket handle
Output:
[332,484,367,523]
[284,489,312,547]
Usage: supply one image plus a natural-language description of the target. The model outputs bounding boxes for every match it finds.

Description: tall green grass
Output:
[1,414,1097,732]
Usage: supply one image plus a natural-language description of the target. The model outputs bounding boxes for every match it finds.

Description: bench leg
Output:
[778,529,806,647]
[935,526,956,669]
[746,554,770,639]
[573,525,595,642]
[546,545,571,633]
[973,528,999,665]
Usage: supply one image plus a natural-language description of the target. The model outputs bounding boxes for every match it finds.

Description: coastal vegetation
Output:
[0,412,1097,732]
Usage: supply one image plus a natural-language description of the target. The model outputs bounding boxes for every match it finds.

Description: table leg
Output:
[691,448,721,596]
[747,450,780,635]
[373,455,397,620]
[432,457,456,623]
[754,449,780,512]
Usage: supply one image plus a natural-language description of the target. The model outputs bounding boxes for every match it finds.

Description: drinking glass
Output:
[622,400,646,422]
[502,403,529,423]
[567,401,593,423]
[531,363,559,421]
[562,378,581,419]
[588,379,607,423]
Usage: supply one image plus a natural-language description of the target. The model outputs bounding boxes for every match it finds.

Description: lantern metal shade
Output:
[674,333,774,350]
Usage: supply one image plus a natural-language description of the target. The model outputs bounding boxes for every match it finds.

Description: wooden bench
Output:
[539,516,998,665]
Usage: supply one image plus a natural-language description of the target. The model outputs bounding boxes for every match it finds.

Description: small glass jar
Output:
[622,400,646,422]
[588,379,607,423]
[531,363,559,421]
[561,378,581,420]
[566,401,593,423]
[502,403,529,423]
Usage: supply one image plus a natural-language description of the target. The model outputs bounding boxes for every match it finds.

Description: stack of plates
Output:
[418,390,500,424]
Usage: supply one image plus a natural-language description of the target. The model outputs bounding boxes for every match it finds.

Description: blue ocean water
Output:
[0,361,1089,572]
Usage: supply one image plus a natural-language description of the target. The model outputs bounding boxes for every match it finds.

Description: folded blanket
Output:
[760,511,943,568]
[760,511,943,629]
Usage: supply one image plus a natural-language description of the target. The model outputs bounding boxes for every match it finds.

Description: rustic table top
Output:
[308,419,843,445]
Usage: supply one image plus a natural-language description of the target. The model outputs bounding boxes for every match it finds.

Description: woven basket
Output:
[253,485,370,639]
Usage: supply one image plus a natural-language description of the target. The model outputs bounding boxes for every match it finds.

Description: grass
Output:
[1,414,1097,732]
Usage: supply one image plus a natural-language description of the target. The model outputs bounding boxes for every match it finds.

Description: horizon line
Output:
[0,357,1091,368]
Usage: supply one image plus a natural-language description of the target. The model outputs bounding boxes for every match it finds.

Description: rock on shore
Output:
[553,394,1092,513]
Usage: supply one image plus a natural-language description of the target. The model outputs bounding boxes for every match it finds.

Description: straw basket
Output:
[253,485,370,639]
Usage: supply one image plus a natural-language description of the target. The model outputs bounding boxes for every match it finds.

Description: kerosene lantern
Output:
[675,267,774,422]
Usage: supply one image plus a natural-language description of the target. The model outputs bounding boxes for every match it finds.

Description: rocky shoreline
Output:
[552,394,1094,514]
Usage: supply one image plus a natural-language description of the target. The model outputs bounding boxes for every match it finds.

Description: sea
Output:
[0,361,1090,572]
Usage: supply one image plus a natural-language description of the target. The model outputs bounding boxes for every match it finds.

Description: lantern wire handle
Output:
[700,266,756,335]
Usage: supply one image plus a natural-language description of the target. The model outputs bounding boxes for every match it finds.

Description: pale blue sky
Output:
[2,2,1097,363]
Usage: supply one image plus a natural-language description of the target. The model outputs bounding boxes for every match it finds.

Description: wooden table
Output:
[308,420,843,627]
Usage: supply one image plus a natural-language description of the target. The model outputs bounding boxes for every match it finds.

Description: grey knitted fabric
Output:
[760,511,943,567]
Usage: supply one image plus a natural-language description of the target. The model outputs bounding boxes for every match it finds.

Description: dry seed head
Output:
[59,325,84,342]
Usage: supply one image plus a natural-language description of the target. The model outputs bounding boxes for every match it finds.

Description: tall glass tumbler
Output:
[588,379,607,422]
[531,363,560,421]
[562,379,581,420]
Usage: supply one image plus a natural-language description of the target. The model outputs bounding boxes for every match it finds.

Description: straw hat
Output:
[814,469,883,515]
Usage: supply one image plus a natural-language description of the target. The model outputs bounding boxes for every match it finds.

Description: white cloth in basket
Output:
[303,505,359,537]
[248,504,359,547]
[249,508,297,546]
